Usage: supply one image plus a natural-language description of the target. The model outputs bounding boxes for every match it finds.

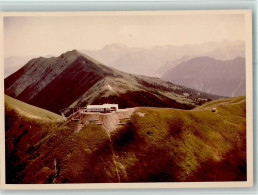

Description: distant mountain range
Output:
[4,40,242,78]
[153,56,191,78]
[5,50,218,114]
[5,40,245,100]
[81,40,245,76]
[162,56,245,97]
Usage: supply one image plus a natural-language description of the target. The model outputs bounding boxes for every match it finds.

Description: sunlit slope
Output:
[111,96,246,181]
[5,96,246,183]
[5,95,63,121]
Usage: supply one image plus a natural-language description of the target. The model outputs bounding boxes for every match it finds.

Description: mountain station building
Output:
[86,104,119,113]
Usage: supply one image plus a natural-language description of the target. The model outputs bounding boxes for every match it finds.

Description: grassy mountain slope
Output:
[5,50,219,114]
[119,96,246,182]
[5,95,246,183]
[5,96,63,183]
[5,95,63,121]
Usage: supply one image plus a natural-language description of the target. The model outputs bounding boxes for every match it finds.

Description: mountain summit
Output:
[5,50,219,114]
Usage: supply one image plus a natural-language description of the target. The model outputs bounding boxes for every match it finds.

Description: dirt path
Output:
[193,98,246,112]
[70,108,135,182]
[105,130,121,182]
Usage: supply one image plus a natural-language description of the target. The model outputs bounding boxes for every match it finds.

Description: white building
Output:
[86,104,118,113]
[103,104,118,111]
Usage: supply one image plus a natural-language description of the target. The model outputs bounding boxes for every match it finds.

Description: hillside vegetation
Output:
[116,96,246,181]
[5,95,63,121]
[5,96,63,183]
[5,96,246,183]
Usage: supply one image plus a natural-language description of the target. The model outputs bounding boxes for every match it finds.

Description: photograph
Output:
[0,10,253,189]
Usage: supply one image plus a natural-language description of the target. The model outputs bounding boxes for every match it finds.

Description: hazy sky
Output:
[4,14,245,58]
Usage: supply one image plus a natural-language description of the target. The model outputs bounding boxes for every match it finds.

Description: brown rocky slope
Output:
[5,50,219,114]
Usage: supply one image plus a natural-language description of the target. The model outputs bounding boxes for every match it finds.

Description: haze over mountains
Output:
[153,56,191,78]
[163,57,246,97]
[5,40,244,78]
[5,40,245,98]
[4,56,33,78]
[81,40,244,76]
[5,50,218,114]
[4,55,53,78]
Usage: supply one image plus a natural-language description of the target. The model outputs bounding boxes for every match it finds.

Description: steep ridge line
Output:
[5,50,221,115]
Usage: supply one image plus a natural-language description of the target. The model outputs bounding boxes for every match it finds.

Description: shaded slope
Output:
[70,76,218,112]
[5,95,63,183]
[5,50,219,114]
[153,55,191,77]
[5,95,118,183]
[163,56,245,97]
[5,51,80,99]
[27,56,108,113]
[5,96,246,183]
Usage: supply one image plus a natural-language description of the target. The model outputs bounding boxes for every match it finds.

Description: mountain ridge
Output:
[5,41,245,78]
[80,41,245,76]
[5,50,220,114]
[162,56,245,97]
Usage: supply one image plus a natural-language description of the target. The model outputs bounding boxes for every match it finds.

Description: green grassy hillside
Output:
[111,96,246,181]
[5,96,246,183]
[5,95,63,183]
[5,95,63,121]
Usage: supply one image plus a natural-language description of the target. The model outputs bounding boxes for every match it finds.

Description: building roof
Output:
[86,104,118,109]
[87,105,109,109]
